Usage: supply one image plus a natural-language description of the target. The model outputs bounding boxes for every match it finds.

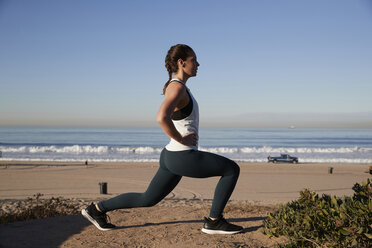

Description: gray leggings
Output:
[98,148,240,218]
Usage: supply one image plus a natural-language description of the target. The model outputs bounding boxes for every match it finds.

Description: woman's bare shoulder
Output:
[165,81,186,96]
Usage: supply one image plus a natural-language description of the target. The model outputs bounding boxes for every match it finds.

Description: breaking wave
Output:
[1,145,371,163]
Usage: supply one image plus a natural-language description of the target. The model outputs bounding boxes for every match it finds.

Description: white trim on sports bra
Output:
[169,78,185,85]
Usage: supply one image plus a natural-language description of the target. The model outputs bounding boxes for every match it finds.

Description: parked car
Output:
[268,154,298,164]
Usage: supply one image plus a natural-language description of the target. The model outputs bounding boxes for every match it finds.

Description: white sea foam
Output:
[200,146,366,154]
[128,147,163,154]
[0,145,109,154]
[1,145,371,164]
[0,145,163,154]
[202,147,239,154]
[1,145,370,155]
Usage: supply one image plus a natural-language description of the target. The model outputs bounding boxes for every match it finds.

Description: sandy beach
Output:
[0,161,370,247]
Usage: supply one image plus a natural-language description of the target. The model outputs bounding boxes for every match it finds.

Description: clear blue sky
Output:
[1,0,371,128]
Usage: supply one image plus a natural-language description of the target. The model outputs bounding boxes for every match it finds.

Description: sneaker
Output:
[81,203,116,231]
[201,216,243,234]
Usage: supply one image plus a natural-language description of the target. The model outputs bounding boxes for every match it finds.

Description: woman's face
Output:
[182,51,200,77]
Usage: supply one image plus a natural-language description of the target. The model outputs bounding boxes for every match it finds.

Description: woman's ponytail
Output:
[162,71,172,95]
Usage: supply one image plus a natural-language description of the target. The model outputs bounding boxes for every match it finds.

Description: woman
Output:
[82,44,243,234]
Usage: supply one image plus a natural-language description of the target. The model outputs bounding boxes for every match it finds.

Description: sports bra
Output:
[171,91,193,120]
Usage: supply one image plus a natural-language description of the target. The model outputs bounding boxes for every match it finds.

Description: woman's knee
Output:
[143,199,158,207]
[231,160,240,177]
[224,159,239,179]
[140,194,160,207]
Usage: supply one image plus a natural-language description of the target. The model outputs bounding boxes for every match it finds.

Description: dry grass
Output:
[0,193,84,224]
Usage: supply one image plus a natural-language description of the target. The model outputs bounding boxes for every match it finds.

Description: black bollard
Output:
[99,182,107,194]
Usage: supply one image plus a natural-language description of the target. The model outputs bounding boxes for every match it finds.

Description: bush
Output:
[263,179,372,248]
[0,193,81,224]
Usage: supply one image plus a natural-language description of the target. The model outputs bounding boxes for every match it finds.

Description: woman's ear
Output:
[177,58,185,67]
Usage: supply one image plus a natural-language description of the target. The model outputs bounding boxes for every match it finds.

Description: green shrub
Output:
[263,179,372,248]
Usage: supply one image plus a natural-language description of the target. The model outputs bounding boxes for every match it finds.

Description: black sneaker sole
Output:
[201,227,242,235]
[81,209,114,231]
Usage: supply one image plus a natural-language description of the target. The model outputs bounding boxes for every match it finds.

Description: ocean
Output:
[0,126,371,163]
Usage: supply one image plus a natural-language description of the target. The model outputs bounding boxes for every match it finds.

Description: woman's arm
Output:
[157,83,197,146]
